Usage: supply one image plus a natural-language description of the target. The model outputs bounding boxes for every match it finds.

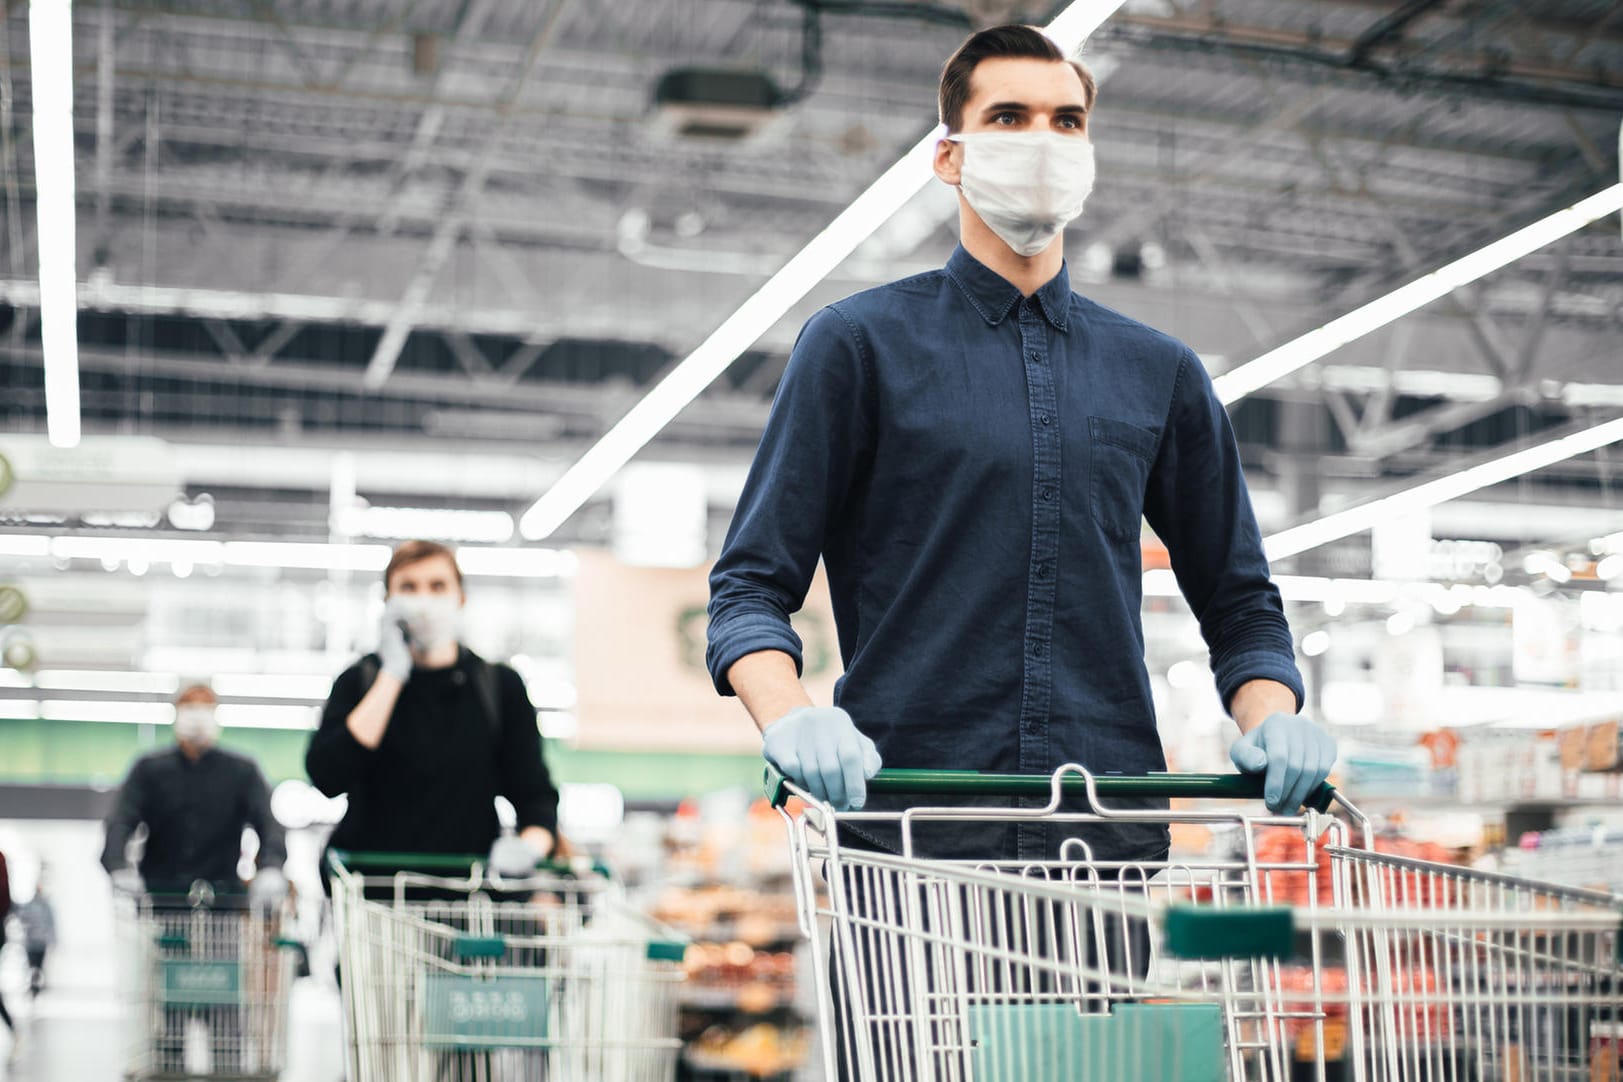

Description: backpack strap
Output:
[467,655,504,745]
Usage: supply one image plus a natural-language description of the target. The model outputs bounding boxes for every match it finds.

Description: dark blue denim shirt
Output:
[708,246,1303,861]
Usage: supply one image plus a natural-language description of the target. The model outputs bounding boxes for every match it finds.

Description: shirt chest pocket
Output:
[1088,416,1158,543]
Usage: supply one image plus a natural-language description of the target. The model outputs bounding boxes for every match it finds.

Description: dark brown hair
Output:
[384,539,464,593]
[938,24,1097,133]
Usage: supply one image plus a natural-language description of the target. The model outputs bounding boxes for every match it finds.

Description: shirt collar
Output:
[945,245,1071,332]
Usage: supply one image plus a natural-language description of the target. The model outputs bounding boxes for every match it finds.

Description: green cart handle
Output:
[764,767,1336,814]
[327,849,613,880]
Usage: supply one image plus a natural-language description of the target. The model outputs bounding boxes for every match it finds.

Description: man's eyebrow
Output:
[979,101,1089,115]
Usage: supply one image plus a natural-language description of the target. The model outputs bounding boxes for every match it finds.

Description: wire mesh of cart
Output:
[768,764,1623,1082]
[767,764,1362,1082]
[327,850,687,1082]
[1324,844,1623,1082]
[116,884,297,1081]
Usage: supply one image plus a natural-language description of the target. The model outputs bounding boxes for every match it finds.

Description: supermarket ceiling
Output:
[0,0,1621,544]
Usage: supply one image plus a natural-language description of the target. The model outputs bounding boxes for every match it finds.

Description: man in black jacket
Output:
[101,684,288,902]
[306,540,561,872]
[101,685,287,1075]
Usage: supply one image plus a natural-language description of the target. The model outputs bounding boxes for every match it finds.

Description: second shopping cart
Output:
[327,850,687,1082]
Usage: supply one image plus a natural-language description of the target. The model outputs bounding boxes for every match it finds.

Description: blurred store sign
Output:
[0,434,180,515]
[573,550,841,752]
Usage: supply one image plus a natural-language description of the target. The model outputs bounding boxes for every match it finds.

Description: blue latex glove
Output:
[762,706,882,811]
[248,868,288,914]
[1229,713,1337,814]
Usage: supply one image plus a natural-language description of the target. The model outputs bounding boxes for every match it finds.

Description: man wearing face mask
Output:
[306,540,561,876]
[101,684,289,904]
[708,24,1334,866]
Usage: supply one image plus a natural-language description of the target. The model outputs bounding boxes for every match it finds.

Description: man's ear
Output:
[933,136,962,187]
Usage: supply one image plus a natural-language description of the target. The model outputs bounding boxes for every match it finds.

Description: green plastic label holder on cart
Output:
[160,959,242,1006]
[970,1002,1226,1082]
[422,972,553,1050]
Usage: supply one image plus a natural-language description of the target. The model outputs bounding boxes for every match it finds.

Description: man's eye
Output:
[994,112,1017,124]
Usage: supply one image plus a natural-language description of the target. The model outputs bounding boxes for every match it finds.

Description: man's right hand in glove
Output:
[762,706,882,811]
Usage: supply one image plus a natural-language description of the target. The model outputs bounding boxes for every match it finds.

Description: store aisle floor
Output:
[0,938,346,1082]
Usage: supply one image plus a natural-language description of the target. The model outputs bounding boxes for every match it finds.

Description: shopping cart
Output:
[327,850,686,1082]
[117,884,296,1081]
[769,764,1623,1082]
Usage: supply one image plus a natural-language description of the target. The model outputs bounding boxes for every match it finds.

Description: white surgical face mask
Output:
[173,705,220,748]
[395,594,461,651]
[948,131,1096,258]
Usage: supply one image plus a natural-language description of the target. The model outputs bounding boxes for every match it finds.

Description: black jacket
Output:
[100,745,286,889]
[306,648,559,856]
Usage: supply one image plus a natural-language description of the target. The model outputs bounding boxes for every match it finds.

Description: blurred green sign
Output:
[422,973,550,1049]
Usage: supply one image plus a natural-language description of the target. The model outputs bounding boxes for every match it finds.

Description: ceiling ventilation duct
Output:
[651,68,788,143]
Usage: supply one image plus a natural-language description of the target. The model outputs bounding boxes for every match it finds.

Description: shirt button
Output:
[1041,415,1052,426]
[1029,351,1040,362]
[1032,643,1044,657]
[1038,564,1051,579]
[1042,488,1054,500]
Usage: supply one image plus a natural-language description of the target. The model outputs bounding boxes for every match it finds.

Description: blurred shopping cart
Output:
[327,850,686,1082]
[117,885,296,1081]
[769,764,1623,1082]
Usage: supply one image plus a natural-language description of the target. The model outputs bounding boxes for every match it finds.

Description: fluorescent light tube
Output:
[29,0,80,448]
[1264,414,1623,560]
[4,532,574,579]
[1213,184,1623,404]
[519,2,1128,539]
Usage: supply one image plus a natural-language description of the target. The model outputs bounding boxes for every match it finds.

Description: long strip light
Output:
[0,534,574,578]
[1212,184,1623,404]
[519,2,1129,540]
[1263,414,1623,561]
[28,0,81,448]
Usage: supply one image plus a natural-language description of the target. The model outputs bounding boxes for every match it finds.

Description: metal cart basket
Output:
[769,764,1623,1082]
[117,886,295,1081]
[327,850,686,1082]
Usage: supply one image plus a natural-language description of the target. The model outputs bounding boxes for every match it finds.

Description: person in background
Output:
[0,848,14,1057]
[13,872,55,998]
[102,685,289,1076]
[306,540,563,877]
[100,683,289,908]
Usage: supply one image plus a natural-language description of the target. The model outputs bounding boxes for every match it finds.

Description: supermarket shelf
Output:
[1346,793,1623,812]
[680,985,798,1012]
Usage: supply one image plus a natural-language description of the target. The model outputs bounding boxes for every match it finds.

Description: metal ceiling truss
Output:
[0,0,1617,504]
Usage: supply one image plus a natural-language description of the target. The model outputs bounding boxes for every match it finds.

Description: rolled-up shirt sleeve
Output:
[1143,350,1305,712]
[707,305,874,696]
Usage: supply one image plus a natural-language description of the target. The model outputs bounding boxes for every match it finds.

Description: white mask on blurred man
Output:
[394,595,461,651]
[173,705,220,748]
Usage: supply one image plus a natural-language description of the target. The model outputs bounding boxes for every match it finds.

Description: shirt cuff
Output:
[1214,651,1306,714]
[707,612,805,696]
